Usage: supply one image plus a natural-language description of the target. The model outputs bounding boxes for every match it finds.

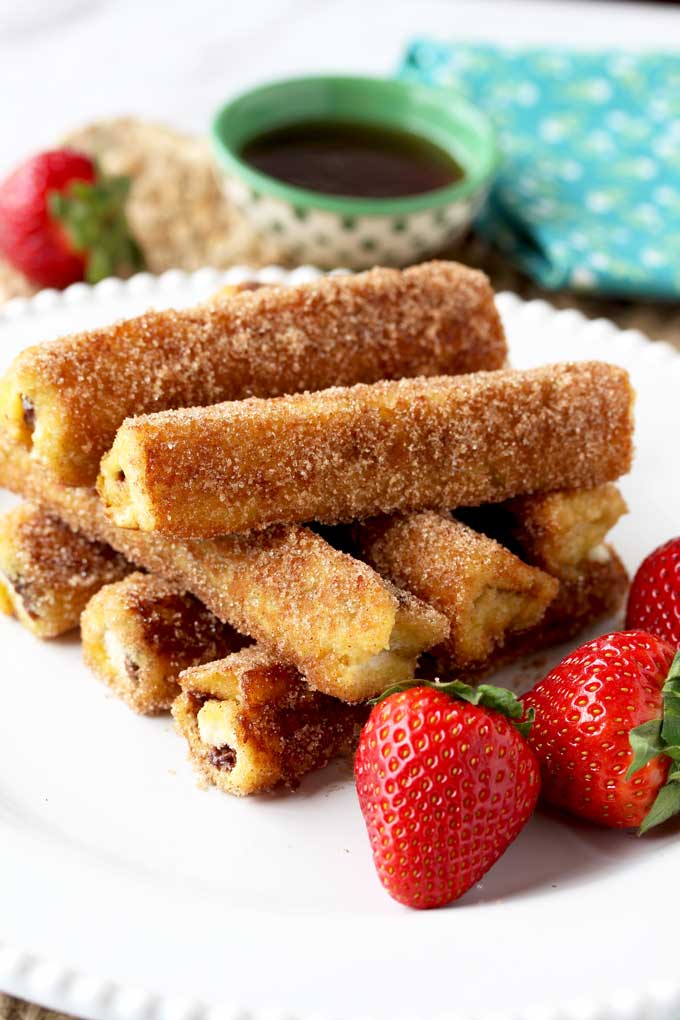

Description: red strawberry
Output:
[355,679,539,909]
[626,537,680,647]
[522,630,680,833]
[0,149,143,289]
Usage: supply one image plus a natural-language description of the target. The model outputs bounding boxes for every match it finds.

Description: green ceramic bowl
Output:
[211,75,498,269]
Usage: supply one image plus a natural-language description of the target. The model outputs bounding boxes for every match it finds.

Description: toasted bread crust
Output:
[0,437,446,701]
[81,573,246,714]
[0,502,129,638]
[173,647,367,795]
[99,362,634,538]
[1,261,505,485]
[505,484,628,579]
[353,511,559,669]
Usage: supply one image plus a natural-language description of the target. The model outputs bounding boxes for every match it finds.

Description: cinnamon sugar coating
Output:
[0,261,505,486]
[352,511,558,670]
[0,502,129,638]
[0,437,447,702]
[99,362,634,538]
[424,549,629,680]
[503,484,628,579]
[81,572,247,714]
[172,646,367,796]
[512,547,628,654]
[442,546,628,681]
[424,485,629,678]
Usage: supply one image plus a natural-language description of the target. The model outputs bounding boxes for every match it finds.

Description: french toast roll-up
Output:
[351,511,559,674]
[503,484,629,580]
[98,361,634,539]
[430,484,630,677]
[166,525,449,704]
[418,551,629,680]
[464,551,630,677]
[173,646,368,797]
[0,502,129,638]
[457,483,629,581]
[0,438,448,702]
[490,484,630,661]
[0,261,506,486]
[81,573,248,714]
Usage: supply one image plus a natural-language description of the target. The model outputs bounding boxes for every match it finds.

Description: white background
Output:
[0,0,678,175]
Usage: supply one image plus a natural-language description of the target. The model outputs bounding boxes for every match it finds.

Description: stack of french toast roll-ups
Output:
[0,262,634,796]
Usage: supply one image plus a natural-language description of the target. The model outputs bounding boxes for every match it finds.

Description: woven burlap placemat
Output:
[0,116,677,350]
[1,121,678,1020]
[0,1002,72,1020]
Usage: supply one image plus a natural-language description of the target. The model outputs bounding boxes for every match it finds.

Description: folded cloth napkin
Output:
[400,42,680,299]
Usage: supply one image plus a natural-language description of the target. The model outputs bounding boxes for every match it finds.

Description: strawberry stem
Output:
[49,169,144,283]
[372,677,534,737]
[627,651,680,834]
[660,651,680,747]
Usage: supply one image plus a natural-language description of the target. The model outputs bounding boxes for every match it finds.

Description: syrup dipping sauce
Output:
[212,75,497,268]
[240,120,464,199]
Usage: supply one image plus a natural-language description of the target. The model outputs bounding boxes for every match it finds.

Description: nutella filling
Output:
[208,745,237,771]
[21,396,36,434]
[186,689,210,714]
[238,281,268,292]
[8,575,39,620]
[125,655,141,684]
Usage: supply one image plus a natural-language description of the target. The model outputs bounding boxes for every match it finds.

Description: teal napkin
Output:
[400,42,680,299]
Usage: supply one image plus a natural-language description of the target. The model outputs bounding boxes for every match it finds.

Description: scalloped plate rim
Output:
[0,266,679,1020]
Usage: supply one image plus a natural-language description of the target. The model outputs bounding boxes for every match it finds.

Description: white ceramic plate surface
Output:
[0,267,678,1020]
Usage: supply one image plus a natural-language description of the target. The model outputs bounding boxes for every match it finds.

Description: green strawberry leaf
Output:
[627,719,664,780]
[513,707,536,740]
[372,677,534,737]
[639,761,680,835]
[627,651,680,833]
[48,170,145,283]
[473,683,524,717]
[628,655,680,782]
[660,652,680,747]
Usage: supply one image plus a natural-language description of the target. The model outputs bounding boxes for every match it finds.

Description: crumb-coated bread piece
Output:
[504,484,628,579]
[459,485,628,576]
[0,437,448,702]
[81,573,248,714]
[173,646,368,796]
[202,280,271,303]
[352,511,558,670]
[0,261,505,486]
[423,550,629,679]
[424,486,629,679]
[98,362,634,538]
[0,502,129,638]
[492,549,629,670]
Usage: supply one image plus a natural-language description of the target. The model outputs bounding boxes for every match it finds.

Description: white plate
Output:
[0,268,678,1020]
